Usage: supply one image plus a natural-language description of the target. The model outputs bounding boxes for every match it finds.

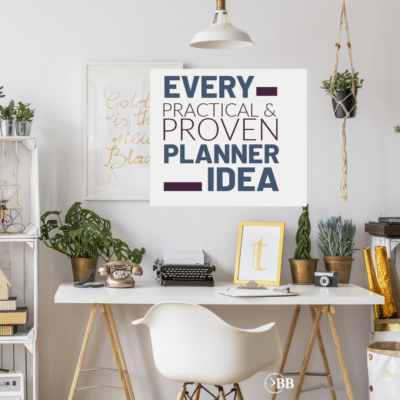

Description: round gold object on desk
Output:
[323,256,353,284]
[289,259,318,285]
[71,258,97,283]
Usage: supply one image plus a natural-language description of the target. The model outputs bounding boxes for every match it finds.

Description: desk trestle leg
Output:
[68,303,135,400]
[272,304,354,400]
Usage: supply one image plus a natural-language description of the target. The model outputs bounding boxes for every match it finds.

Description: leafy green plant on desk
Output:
[294,205,312,260]
[0,100,15,120]
[40,202,145,263]
[15,102,35,122]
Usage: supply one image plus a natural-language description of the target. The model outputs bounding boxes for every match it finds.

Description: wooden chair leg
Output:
[177,386,186,400]
[193,383,201,400]
[233,383,244,400]
[271,305,302,400]
[309,306,337,400]
[327,308,355,400]
[218,387,226,400]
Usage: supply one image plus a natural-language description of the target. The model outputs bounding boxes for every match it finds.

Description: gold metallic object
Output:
[375,246,397,318]
[363,248,382,319]
[323,256,353,284]
[374,318,400,332]
[289,259,318,285]
[68,304,135,400]
[98,261,143,288]
[217,0,226,11]
[71,258,97,283]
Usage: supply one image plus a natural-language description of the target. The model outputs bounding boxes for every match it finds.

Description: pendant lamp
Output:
[190,0,253,49]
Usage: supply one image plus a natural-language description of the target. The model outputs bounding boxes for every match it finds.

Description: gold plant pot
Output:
[323,256,353,284]
[289,259,318,285]
[71,258,97,283]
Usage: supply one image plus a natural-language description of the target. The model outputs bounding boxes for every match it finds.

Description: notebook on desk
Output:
[217,287,299,297]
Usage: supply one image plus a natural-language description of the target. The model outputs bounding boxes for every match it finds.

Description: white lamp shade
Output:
[190,10,253,49]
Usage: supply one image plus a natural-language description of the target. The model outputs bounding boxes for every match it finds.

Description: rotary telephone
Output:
[97,261,143,288]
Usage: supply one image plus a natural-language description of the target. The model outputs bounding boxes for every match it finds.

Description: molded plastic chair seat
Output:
[132,302,282,386]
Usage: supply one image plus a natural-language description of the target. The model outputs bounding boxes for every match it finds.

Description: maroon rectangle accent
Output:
[256,87,278,96]
[164,182,202,192]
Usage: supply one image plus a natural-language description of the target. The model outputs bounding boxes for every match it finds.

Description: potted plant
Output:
[15,102,35,136]
[0,100,16,137]
[318,216,357,284]
[40,202,145,282]
[321,70,364,118]
[289,205,318,285]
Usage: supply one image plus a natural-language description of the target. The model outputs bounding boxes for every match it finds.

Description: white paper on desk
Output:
[217,288,298,297]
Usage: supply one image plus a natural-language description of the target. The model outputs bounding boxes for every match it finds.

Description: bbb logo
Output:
[264,373,294,394]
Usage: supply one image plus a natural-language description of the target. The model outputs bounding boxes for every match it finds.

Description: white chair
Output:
[132,302,282,399]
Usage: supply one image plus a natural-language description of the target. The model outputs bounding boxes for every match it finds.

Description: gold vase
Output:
[71,258,97,283]
[323,256,353,284]
[289,259,318,285]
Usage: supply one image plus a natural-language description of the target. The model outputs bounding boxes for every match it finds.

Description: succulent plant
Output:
[0,100,16,120]
[318,216,357,256]
[15,102,35,122]
[321,70,364,95]
[294,205,312,260]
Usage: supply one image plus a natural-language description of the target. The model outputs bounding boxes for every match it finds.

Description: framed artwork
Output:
[83,62,183,200]
[234,222,285,286]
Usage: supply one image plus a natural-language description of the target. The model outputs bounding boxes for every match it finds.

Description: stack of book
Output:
[0,297,28,336]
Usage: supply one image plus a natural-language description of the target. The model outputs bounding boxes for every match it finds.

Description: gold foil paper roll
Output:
[375,246,397,318]
[363,248,382,319]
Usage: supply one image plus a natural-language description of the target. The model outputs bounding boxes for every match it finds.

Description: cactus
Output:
[294,205,311,260]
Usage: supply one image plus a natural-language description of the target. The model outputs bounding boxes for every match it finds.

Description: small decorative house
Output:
[0,266,12,300]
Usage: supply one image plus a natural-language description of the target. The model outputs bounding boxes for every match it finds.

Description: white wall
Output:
[1,0,400,398]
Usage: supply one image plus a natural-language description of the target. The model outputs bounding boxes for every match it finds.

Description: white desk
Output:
[55,282,384,400]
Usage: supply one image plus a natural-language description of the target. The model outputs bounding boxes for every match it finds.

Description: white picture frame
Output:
[83,62,183,200]
[234,222,285,286]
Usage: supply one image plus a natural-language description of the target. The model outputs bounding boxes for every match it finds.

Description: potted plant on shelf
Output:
[318,216,357,284]
[289,205,318,285]
[321,70,364,118]
[0,100,16,137]
[40,202,145,282]
[15,102,35,136]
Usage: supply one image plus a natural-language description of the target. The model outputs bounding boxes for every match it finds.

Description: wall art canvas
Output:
[150,69,307,207]
[84,62,183,200]
[234,222,285,285]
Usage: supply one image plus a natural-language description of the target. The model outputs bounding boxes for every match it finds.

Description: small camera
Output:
[314,272,339,287]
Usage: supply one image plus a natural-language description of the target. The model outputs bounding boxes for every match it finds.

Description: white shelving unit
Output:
[0,137,39,400]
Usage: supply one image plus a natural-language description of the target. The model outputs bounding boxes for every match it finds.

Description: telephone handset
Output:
[98,261,143,288]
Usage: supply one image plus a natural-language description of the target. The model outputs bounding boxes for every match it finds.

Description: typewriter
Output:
[153,259,216,287]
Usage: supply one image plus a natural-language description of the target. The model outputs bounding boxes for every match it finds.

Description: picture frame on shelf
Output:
[83,62,183,201]
[234,222,285,286]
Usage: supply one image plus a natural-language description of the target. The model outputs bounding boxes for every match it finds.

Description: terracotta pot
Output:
[323,256,353,284]
[71,258,97,283]
[289,259,318,285]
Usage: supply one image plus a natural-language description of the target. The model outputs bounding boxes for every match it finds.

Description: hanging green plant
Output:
[321,70,364,95]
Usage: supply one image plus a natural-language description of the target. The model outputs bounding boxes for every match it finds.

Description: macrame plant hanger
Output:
[330,0,357,202]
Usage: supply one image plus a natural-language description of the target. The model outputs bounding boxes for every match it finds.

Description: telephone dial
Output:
[97,261,143,288]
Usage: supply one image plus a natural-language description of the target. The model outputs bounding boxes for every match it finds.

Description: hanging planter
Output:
[322,70,363,119]
[322,0,363,202]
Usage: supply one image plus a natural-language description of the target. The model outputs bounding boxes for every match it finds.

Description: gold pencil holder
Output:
[71,258,97,283]
[289,259,318,285]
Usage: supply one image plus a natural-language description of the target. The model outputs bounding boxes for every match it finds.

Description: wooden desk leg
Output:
[309,306,337,400]
[270,305,302,400]
[292,308,322,400]
[68,303,98,400]
[193,383,201,400]
[327,306,354,400]
[106,304,136,400]
[99,304,131,400]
